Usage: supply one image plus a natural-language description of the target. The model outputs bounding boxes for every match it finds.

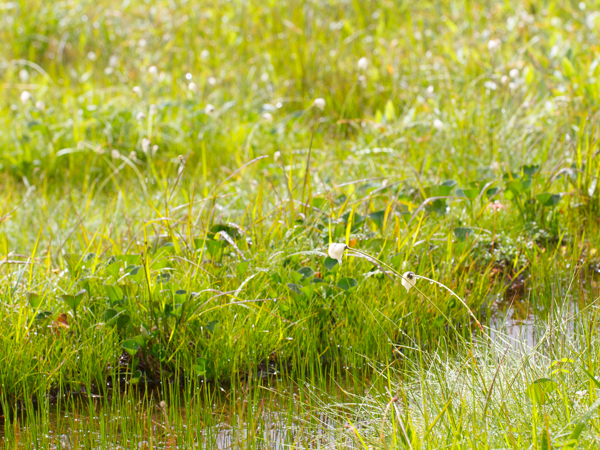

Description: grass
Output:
[1,0,600,447]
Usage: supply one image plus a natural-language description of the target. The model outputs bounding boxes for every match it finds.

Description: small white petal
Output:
[328,243,347,266]
[402,271,416,292]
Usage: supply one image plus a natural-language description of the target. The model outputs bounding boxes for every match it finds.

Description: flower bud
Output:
[402,271,416,292]
[328,243,347,266]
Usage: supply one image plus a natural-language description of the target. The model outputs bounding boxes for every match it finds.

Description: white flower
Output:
[149,104,158,115]
[19,69,29,82]
[487,39,501,52]
[109,55,119,67]
[136,112,146,121]
[401,271,416,292]
[132,86,142,96]
[509,68,520,79]
[148,65,158,75]
[328,243,347,266]
[188,81,197,92]
[111,149,121,159]
[313,98,326,110]
[151,145,159,155]
[204,104,215,115]
[501,75,509,85]
[357,57,369,71]
[261,112,273,122]
[20,91,32,103]
[484,81,497,90]
[200,50,210,60]
[142,138,151,153]
[87,51,97,61]
[35,100,45,111]
[273,151,281,162]
[433,119,444,130]
[207,76,216,86]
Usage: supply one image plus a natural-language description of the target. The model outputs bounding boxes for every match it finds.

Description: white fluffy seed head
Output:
[402,271,416,292]
[328,243,347,266]
[357,57,369,71]
[142,138,151,153]
[487,39,501,52]
[313,98,326,110]
[20,91,32,103]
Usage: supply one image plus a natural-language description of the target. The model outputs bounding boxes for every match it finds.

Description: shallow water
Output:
[4,274,599,449]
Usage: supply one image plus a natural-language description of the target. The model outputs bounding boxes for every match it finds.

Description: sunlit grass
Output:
[1,0,600,448]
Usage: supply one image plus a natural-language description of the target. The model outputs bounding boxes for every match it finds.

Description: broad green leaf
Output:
[297,267,314,279]
[116,314,130,329]
[104,284,124,304]
[287,283,303,295]
[130,369,142,385]
[122,339,141,357]
[61,289,87,312]
[453,227,473,241]
[456,188,478,200]
[368,210,386,228]
[337,277,358,291]
[537,193,562,207]
[522,164,539,178]
[485,187,500,198]
[324,257,339,270]
[27,292,42,309]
